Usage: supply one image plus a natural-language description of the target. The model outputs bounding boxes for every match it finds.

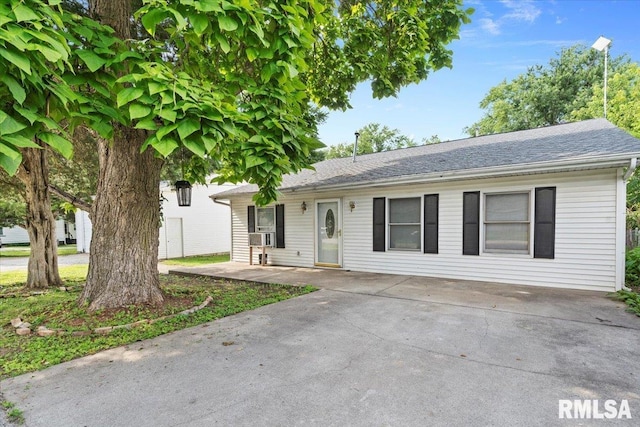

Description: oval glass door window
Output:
[325,209,335,238]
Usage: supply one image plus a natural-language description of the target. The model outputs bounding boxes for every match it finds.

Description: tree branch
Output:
[48,185,93,212]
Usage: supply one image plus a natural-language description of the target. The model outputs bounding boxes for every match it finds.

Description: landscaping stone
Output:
[10,317,22,327]
[16,327,31,336]
[37,329,57,337]
[94,327,113,335]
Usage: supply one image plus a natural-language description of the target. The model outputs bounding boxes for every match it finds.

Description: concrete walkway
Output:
[1,262,639,426]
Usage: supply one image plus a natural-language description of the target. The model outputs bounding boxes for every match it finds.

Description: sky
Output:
[317,0,640,146]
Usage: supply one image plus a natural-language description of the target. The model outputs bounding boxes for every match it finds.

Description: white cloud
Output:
[474,0,542,36]
[555,16,566,25]
[500,0,542,23]
[479,18,501,35]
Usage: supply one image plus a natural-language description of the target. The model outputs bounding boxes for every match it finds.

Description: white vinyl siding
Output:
[229,169,622,292]
[231,196,315,267]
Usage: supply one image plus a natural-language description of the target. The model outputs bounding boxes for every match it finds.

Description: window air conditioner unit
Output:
[248,232,274,247]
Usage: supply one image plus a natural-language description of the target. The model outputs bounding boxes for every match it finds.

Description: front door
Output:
[315,199,341,267]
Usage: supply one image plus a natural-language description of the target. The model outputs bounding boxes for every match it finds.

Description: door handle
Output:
[338,229,342,237]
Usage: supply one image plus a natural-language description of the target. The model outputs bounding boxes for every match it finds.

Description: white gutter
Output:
[211,197,230,207]
[281,155,635,194]
[623,157,637,181]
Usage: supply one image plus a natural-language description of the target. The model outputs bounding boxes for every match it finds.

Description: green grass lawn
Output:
[160,253,230,266]
[0,245,78,258]
[0,265,314,379]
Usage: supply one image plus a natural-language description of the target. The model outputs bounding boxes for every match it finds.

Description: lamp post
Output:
[591,36,612,119]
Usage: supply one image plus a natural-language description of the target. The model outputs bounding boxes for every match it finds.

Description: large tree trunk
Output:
[78,126,164,310]
[16,146,63,289]
[78,0,165,310]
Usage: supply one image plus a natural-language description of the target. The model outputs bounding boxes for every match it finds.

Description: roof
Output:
[215,119,640,198]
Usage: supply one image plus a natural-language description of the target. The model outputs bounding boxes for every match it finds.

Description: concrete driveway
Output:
[1,264,639,426]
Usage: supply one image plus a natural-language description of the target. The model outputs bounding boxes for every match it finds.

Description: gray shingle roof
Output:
[215,119,640,198]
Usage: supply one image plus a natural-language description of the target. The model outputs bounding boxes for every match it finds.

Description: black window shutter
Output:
[373,197,386,252]
[424,194,439,254]
[275,204,285,248]
[463,191,480,255]
[534,187,556,259]
[248,206,256,233]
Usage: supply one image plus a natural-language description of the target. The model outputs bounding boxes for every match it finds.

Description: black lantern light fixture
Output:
[175,180,192,207]
[175,148,192,207]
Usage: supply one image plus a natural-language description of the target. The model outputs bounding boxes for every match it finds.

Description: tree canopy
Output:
[1,0,473,205]
[325,123,418,159]
[571,63,640,138]
[465,45,629,136]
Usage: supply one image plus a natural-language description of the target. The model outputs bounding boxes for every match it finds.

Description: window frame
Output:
[256,206,276,233]
[482,191,532,255]
[387,196,422,252]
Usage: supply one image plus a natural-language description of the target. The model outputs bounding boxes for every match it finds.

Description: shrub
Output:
[625,247,640,287]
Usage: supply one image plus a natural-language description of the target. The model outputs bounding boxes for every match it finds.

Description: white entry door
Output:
[315,199,341,267]
[166,218,184,259]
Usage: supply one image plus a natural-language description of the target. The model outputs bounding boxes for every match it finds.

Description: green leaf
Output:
[141,9,167,36]
[0,151,22,175]
[177,118,200,140]
[218,16,238,32]
[129,103,152,120]
[2,134,40,149]
[13,4,40,22]
[158,109,177,122]
[156,123,177,141]
[190,13,208,35]
[135,119,157,131]
[0,47,31,75]
[35,45,63,63]
[148,81,166,96]
[117,87,144,108]
[183,137,206,157]
[0,75,26,104]
[151,136,179,157]
[215,33,230,53]
[38,132,73,159]
[246,155,266,168]
[76,50,107,72]
[0,111,27,135]
[196,0,222,12]
[13,105,39,124]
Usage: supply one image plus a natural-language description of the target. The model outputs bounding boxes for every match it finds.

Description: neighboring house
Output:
[0,219,73,245]
[214,119,640,292]
[76,181,236,259]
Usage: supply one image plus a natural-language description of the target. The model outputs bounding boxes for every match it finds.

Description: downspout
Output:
[212,198,232,261]
[621,158,637,291]
[623,157,637,182]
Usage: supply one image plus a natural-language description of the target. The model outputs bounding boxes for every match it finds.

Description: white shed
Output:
[76,181,236,258]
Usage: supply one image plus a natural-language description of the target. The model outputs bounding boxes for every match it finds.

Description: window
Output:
[484,192,530,254]
[388,197,421,250]
[256,207,275,232]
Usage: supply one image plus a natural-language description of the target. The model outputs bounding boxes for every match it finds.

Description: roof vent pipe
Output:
[352,131,360,163]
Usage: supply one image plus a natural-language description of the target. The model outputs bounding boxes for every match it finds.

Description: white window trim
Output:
[387,196,422,252]
[482,190,533,256]
[256,206,275,233]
